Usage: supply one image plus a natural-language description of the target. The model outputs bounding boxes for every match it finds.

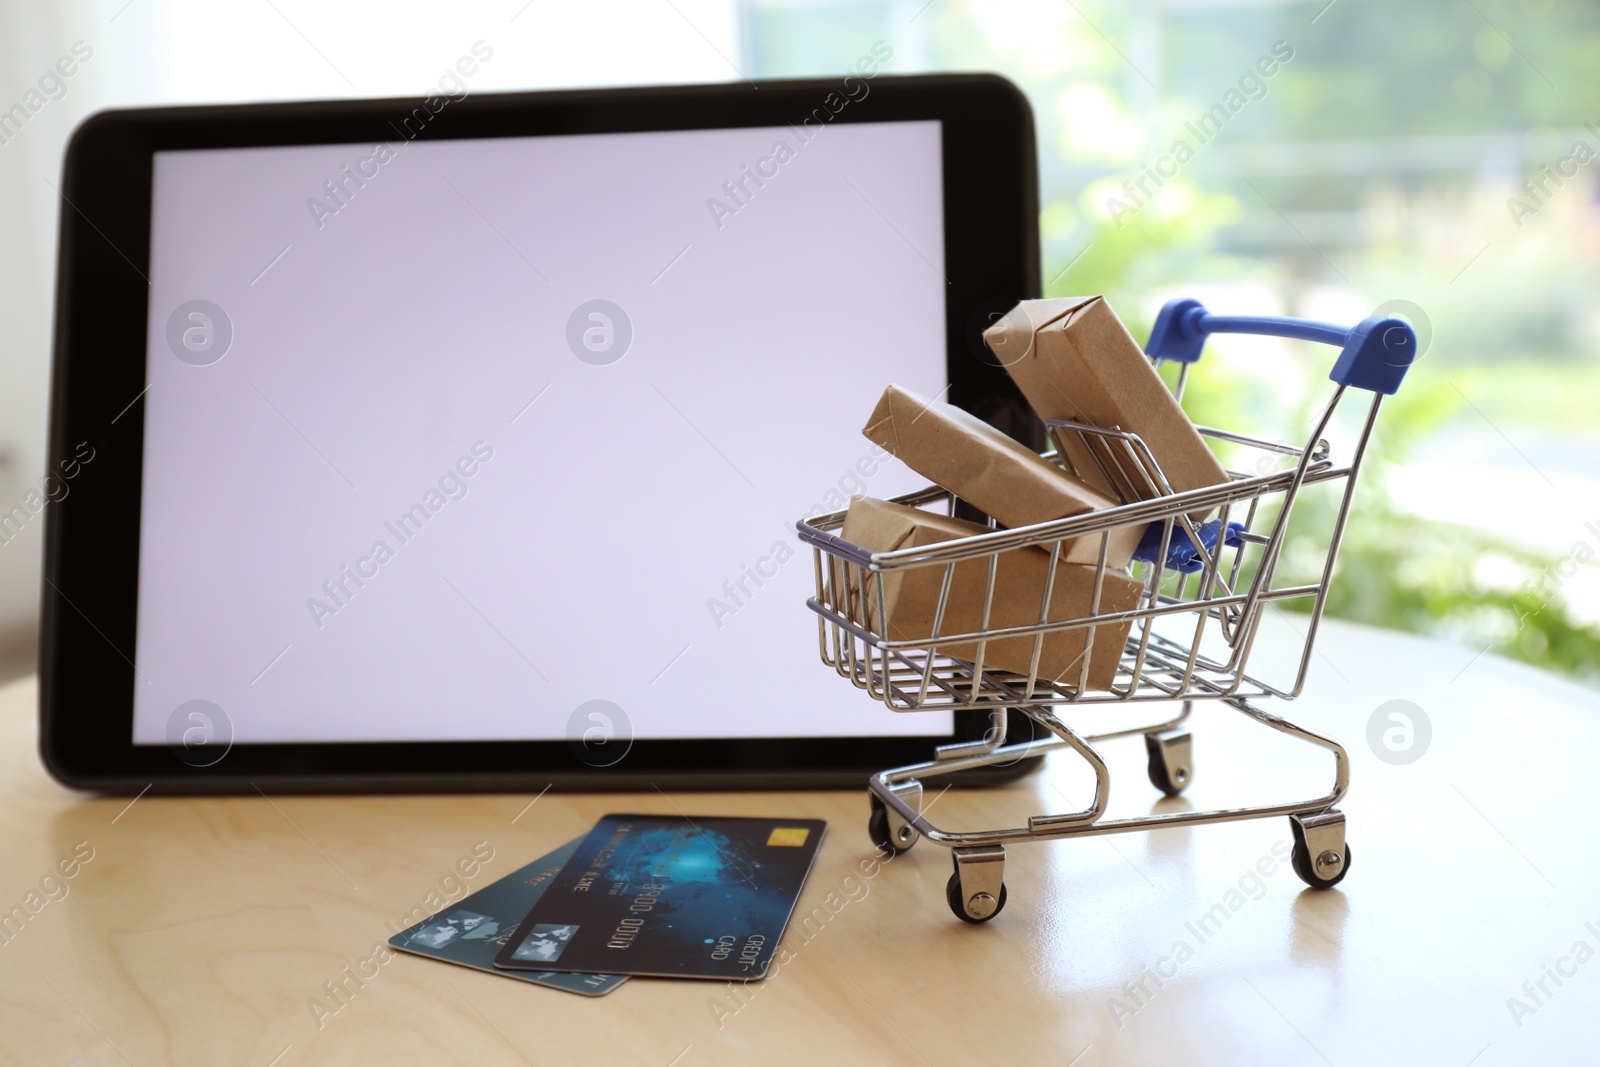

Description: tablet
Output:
[41,73,1040,792]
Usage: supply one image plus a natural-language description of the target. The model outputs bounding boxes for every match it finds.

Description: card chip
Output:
[767,827,810,847]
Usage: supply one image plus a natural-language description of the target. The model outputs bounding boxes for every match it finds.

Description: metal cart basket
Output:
[797,298,1417,922]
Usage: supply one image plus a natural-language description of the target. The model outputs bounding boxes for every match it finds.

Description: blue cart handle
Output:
[1145,297,1417,395]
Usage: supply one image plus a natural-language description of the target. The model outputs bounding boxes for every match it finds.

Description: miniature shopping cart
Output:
[797,298,1416,922]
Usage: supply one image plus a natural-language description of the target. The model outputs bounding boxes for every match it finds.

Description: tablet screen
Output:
[132,119,951,745]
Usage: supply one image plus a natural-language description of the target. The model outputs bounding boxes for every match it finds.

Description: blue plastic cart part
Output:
[1133,518,1247,574]
[1145,297,1416,395]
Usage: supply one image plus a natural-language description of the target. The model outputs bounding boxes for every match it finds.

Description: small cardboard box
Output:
[839,496,1141,691]
[861,384,1142,567]
[982,296,1229,507]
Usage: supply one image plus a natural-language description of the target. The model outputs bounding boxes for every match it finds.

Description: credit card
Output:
[493,814,826,981]
[389,838,627,996]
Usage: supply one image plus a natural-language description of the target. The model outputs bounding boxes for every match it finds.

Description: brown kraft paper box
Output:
[981,296,1230,507]
[839,496,1142,691]
[861,384,1143,567]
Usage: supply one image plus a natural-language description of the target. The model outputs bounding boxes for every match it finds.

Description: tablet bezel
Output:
[40,73,1041,792]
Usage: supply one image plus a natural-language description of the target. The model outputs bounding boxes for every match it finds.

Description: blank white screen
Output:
[133,119,951,744]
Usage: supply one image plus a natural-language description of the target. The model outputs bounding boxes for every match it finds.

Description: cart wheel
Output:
[868,794,916,854]
[945,872,1007,923]
[1290,833,1351,889]
[1144,729,1193,797]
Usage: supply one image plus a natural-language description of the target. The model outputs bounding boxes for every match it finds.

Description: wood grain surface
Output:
[1,618,1596,1066]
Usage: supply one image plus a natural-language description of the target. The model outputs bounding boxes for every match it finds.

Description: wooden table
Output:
[1,618,1595,1066]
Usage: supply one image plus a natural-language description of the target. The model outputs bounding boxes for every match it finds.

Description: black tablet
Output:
[41,72,1040,792]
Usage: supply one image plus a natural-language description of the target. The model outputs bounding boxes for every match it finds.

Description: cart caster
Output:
[1145,729,1193,797]
[867,788,919,855]
[947,846,1007,923]
[946,874,1007,923]
[1289,811,1350,889]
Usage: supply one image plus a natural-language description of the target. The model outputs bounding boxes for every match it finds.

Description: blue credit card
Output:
[493,814,827,981]
[389,838,626,996]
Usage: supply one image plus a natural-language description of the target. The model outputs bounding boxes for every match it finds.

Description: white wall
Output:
[0,0,742,633]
